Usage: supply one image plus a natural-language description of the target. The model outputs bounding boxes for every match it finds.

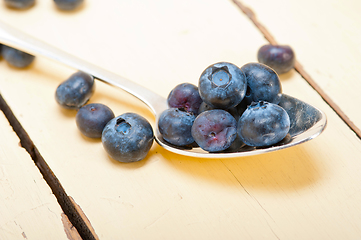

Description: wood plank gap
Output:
[231,0,361,139]
[0,93,99,240]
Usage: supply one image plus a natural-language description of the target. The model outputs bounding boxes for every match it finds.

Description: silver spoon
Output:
[0,20,327,158]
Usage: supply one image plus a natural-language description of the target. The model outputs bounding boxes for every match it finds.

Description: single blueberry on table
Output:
[237,101,290,147]
[1,45,35,68]
[102,113,154,163]
[240,62,282,105]
[55,71,95,109]
[158,108,196,146]
[53,0,84,10]
[198,62,247,109]
[4,0,35,9]
[76,103,115,138]
[191,109,237,152]
[167,83,202,114]
[257,44,295,74]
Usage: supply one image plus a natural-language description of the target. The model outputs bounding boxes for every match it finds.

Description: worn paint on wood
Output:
[234,0,361,136]
[0,112,68,240]
[0,0,360,239]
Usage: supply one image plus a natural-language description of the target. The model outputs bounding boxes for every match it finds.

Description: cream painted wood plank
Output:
[0,112,70,240]
[0,0,360,239]
[233,0,361,132]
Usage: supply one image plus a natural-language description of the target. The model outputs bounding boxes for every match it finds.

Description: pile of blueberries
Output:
[4,0,84,11]
[159,56,294,153]
[159,44,295,154]
[53,44,295,162]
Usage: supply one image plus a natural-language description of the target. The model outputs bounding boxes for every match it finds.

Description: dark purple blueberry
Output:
[191,109,237,152]
[76,103,115,138]
[1,45,35,68]
[167,83,202,114]
[257,44,295,74]
[238,101,290,147]
[102,113,154,163]
[240,62,282,104]
[158,108,196,146]
[198,62,247,109]
[53,0,83,10]
[4,0,35,9]
[55,71,95,109]
[235,98,248,117]
[198,102,240,121]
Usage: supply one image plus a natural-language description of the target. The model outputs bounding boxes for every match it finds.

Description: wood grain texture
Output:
[0,112,68,240]
[232,0,361,138]
[0,93,99,240]
[0,0,360,239]
[232,0,361,137]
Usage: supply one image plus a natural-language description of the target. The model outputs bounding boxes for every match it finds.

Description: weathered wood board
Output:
[235,0,361,133]
[0,112,69,240]
[0,0,360,239]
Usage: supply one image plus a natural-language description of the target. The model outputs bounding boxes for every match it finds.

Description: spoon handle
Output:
[0,20,167,116]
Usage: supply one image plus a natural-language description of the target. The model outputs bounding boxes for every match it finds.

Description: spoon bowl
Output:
[0,21,327,158]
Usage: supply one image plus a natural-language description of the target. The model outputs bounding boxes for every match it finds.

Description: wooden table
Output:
[0,0,360,239]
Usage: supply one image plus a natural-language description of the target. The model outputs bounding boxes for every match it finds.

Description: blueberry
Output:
[1,45,35,68]
[53,0,84,10]
[237,101,290,147]
[167,83,202,114]
[55,71,95,109]
[191,109,237,152]
[4,0,35,9]
[158,108,196,146]
[102,113,154,163]
[235,98,249,117]
[198,62,247,109]
[198,102,214,113]
[240,62,282,104]
[76,103,115,138]
[257,44,295,74]
[198,101,240,121]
